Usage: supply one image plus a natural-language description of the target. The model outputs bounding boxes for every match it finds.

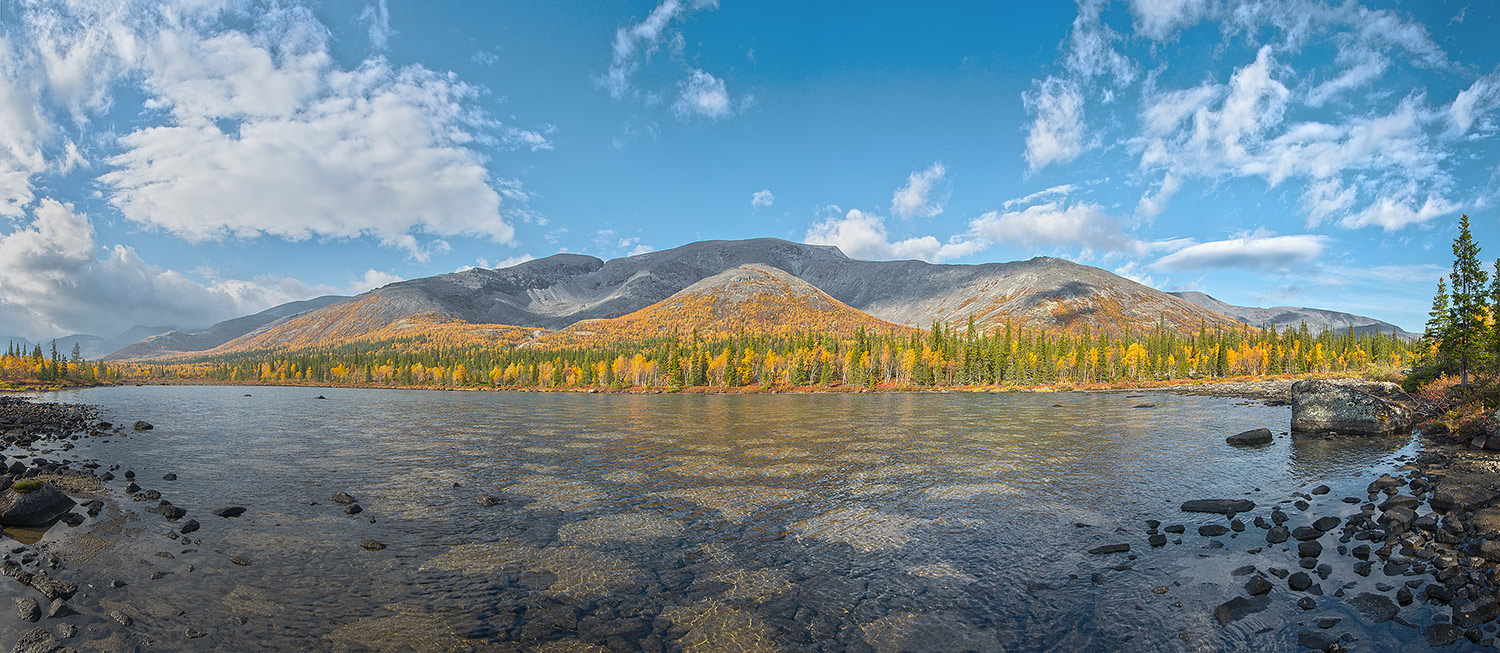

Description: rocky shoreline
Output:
[0,396,255,652]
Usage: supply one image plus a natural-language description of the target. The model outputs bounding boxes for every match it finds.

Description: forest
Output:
[126,317,1411,391]
[0,340,127,390]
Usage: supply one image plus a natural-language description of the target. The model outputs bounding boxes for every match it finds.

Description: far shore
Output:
[3,373,1389,402]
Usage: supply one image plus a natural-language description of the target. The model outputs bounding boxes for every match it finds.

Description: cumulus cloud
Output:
[966,201,1145,254]
[1024,77,1087,171]
[1339,193,1455,231]
[891,163,948,219]
[804,208,978,262]
[1130,0,1212,40]
[100,23,529,253]
[1148,233,1328,272]
[672,68,733,120]
[1448,75,1499,137]
[349,269,402,294]
[0,199,330,339]
[751,189,774,208]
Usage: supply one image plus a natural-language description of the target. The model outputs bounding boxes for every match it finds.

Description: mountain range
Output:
[73,238,1413,362]
[1168,292,1418,339]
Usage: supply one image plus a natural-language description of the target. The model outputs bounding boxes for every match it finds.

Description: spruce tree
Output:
[1448,215,1490,388]
[1423,277,1452,346]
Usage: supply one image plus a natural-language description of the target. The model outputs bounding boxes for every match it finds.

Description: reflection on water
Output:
[17,385,1415,650]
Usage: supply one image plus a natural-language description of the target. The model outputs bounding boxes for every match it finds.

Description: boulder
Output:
[132,421,153,431]
[1290,379,1411,434]
[1431,486,1498,514]
[1213,595,1269,625]
[1455,597,1500,628]
[1226,428,1273,446]
[1088,543,1129,554]
[1181,499,1255,515]
[0,484,75,527]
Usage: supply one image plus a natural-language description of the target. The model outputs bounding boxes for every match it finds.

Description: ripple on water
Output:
[654,485,807,521]
[924,482,1016,501]
[601,470,650,484]
[505,475,606,511]
[792,507,936,553]
[323,602,474,652]
[905,562,975,583]
[741,446,806,459]
[859,611,998,653]
[556,512,684,546]
[705,567,794,602]
[662,602,781,653]
[421,542,642,599]
[849,463,929,481]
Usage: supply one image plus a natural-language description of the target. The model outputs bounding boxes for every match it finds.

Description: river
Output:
[6,385,1427,650]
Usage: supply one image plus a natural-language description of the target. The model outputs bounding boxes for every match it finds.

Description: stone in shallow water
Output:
[0,484,75,527]
[1181,499,1255,515]
[663,602,781,653]
[654,486,806,522]
[791,507,935,553]
[556,513,683,546]
[1213,596,1269,625]
[859,611,999,653]
[421,542,640,600]
[504,475,606,512]
[1349,592,1398,623]
[323,602,474,652]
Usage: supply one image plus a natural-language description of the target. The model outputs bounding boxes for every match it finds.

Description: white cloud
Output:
[1135,173,1181,219]
[804,209,977,262]
[361,0,393,50]
[672,68,733,120]
[890,162,947,219]
[1067,0,1136,85]
[349,269,402,294]
[0,199,328,339]
[493,254,535,268]
[1448,75,1499,137]
[1301,178,1356,226]
[1003,184,1077,209]
[102,60,518,251]
[1130,0,1211,40]
[751,189,774,208]
[1306,50,1388,107]
[966,201,1145,254]
[1024,77,1087,171]
[602,0,721,103]
[1339,193,1455,231]
[1148,233,1328,272]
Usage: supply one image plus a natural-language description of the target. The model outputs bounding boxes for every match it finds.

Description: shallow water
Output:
[7,386,1425,650]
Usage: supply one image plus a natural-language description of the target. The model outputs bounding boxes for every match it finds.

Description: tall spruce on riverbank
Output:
[1417,214,1499,390]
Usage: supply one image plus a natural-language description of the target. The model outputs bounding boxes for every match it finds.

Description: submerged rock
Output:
[0,484,75,527]
[1226,428,1273,446]
[1290,379,1411,435]
[1088,543,1129,555]
[1181,499,1255,515]
[132,421,153,431]
[1214,596,1270,625]
[213,506,246,518]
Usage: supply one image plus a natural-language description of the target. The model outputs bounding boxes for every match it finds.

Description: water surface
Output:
[13,386,1420,650]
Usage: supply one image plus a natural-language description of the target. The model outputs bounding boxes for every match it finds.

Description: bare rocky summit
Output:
[1170,291,1416,340]
[164,238,1244,357]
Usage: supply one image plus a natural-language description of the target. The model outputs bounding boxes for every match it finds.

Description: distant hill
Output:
[147,239,1238,360]
[6,326,176,360]
[552,264,914,344]
[107,295,348,361]
[1169,291,1417,340]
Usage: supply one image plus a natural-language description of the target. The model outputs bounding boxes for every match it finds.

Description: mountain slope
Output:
[1170,291,1417,340]
[107,295,349,361]
[550,264,913,345]
[172,239,1239,358]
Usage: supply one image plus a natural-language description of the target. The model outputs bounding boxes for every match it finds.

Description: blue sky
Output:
[0,0,1497,340]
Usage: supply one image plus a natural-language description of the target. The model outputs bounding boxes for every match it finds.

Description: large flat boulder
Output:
[1226,428,1272,445]
[0,484,75,527]
[1431,486,1499,514]
[1290,380,1412,435]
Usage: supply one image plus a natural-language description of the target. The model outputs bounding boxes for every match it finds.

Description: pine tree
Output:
[1448,214,1490,389]
[1424,277,1452,344]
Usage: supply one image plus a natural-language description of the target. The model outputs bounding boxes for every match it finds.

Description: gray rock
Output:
[1267,526,1290,544]
[1289,572,1313,591]
[1290,379,1411,434]
[1431,486,1498,513]
[179,519,199,534]
[1454,597,1500,628]
[26,574,76,602]
[1198,524,1230,537]
[1227,428,1273,445]
[0,485,75,527]
[1292,526,1322,541]
[1426,623,1463,646]
[45,599,73,619]
[1088,543,1128,554]
[330,491,355,504]
[213,506,246,518]
[132,421,153,431]
[360,540,386,551]
[476,495,501,507]
[109,610,132,626]
[1299,540,1323,558]
[1312,516,1342,532]
[1297,630,1338,650]
[1214,595,1270,625]
[1245,575,1272,596]
[14,597,39,622]
[1350,592,1398,623]
[10,627,66,653]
